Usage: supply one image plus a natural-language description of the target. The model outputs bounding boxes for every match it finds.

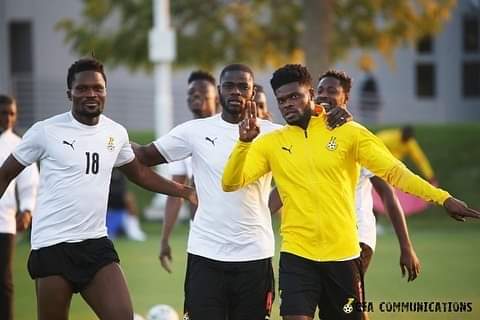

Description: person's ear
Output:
[309,88,315,101]
[67,90,72,101]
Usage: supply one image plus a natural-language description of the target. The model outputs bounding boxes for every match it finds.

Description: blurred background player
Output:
[374,126,437,216]
[376,125,436,183]
[253,84,272,121]
[106,168,146,241]
[316,70,420,282]
[0,94,39,320]
[161,70,218,272]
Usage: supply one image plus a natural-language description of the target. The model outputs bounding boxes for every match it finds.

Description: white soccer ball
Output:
[147,304,179,320]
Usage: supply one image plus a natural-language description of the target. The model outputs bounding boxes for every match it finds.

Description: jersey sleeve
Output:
[222,136,271,192]
[354,126,450,205]
[16,162,39,212]
[407,139,434,179]
[168,159,188,176]
[12,123,46,166]
[153,122,192,162]
[115,128,135,167]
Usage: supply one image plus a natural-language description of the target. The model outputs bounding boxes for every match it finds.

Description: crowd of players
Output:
[0,58,479,320]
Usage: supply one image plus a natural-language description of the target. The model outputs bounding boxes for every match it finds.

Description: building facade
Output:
[0,0,479,130]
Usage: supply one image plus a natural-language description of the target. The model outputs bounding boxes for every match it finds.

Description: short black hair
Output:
[188,70,216,86]
[219,64,254,82]
[254,84,265,94]
[401,125,415,142]
[67,58,107,89]
[0,94,15,108]
[318,70,352,95]
[270,64,312,92]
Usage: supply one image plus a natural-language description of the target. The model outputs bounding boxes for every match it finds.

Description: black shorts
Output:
[279,252,364,320]
[27,237,120,293]
[184,253,275,320]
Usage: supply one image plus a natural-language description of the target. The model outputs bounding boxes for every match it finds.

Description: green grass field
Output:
[12,124,480,319]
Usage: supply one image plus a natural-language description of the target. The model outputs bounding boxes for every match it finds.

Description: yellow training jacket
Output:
[376,128,434,179]
[222,115,450,262]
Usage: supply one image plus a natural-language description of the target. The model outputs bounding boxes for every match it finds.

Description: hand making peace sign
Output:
[239,100,260,142]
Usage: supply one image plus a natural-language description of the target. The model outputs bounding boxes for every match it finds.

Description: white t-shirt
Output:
[355,168,376,250]
[154,114,282,262]
[13,112,135,249]
[0,129,39,234]
[168,157,192,179]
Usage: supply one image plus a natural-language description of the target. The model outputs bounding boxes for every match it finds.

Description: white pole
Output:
[145,0,176,220]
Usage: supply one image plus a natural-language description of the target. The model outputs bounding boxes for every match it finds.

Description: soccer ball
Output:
[146,304,179,320]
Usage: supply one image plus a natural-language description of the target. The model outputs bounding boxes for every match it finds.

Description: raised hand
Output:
[239,100,260,142]
[443,197,480,222]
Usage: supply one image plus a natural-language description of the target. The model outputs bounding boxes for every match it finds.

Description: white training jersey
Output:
[355,167,376,250]
[13,112,135,249]
[154,114,282,262]
[168,157,193,179]
[0,129,39,234]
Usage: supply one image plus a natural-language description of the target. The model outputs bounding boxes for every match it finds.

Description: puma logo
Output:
[205,136,217,146]
[281,145,292,154]
[63,140,75,150]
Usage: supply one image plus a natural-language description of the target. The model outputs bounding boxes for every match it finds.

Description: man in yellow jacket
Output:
[377,126,436,182]
[222,64,480,320]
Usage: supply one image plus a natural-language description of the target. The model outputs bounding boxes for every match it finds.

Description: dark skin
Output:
[0,101,32,230]
[240,79,480,320]
[186,79,218,118]
[254,91,272,120]
[370,177,420,281]
[0,69,197,320]
[134,70,351,274]
[316,76,480,222]
[161,79,217,273]
[316,76,421,281]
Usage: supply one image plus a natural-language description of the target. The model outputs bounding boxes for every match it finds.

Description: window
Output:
[417,36,433,54]
[416,64,436,98]
[463,15,479,52]
[9,21,33,74]
[463,61,480,97]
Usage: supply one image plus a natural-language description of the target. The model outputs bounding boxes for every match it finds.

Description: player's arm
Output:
[222,101,270,191]
[15,162,39,232]
[131,142,168,166]
[268,187,283,215]
[370,176,420,281]
[160,174,188,273]
[407,139,435,180]
[0,155,26,198]
[119,158,197,206]
[357,130,480,221]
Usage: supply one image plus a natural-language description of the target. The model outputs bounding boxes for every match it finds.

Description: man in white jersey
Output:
[161,70,218,273]
[0,58,196,320]
[0,95,39,320]
[134,64,350,320]
[316,70,421,281]
[253,84,273,121]
[134,64,279,320]
[355,168,420,279]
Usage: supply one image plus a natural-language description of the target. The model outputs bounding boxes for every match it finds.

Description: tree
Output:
[56,0,456,76]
